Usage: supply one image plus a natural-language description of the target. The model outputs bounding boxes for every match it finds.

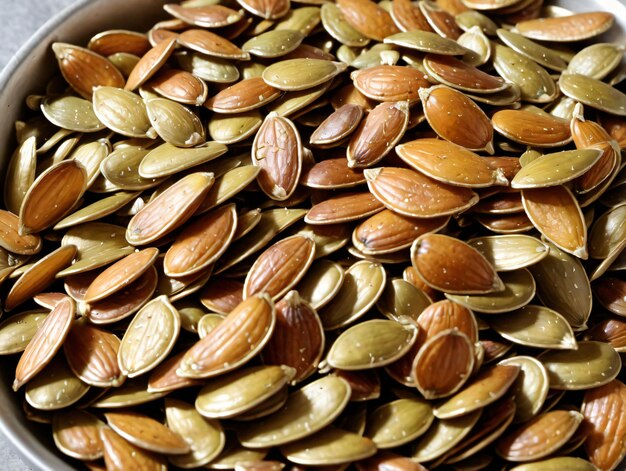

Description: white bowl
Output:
[0,0,625,469]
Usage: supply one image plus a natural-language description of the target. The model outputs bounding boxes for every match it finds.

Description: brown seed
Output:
[52,43,125,99]
[105,411,189,454]
[356,451,428,471]
[411,233,504,294]
[413,329,474,399]
[305,191,384,225]
[237,0,290,19]
[593,277,626,316]
[521,186,588,259]
[147,68,208,106]
[396,138,507,188]
[365,167,479,218]
[200,278,244,314]
[88,30,151,57]
[63,320,124,387]
[352,65,430,103]
[416,300,478,344]
[354,210,448,255]
[84,247,159,303]
[147,351,202,393]
[178,294,275,378]
[263,291,324,383]
[496,410,583,461]
[337,0,400,41]
[52,410,105,461]
[5,245,77,311]
[0,210,41,255]
[205,77,281,114]
[252,113,303,201]
[492,109,571,147]
[19,160,88,234]
[244,235,316,300]
[582,380,626,471]
[163,4,244,28]
[310,104,364,147]
[585,319,626,352]
[391,0,433,33]
[515,12,615,42]
[419,0,462,39]
[164,204,237,278]
[126,172,215,245]
[420,86,494,153]
[423,54,507,93]
[13,296,75,390]
[301,157,365,189]
[347,101,409,168]
[124,37,177,91]
[100,428,166,471]
[178,29,250,60]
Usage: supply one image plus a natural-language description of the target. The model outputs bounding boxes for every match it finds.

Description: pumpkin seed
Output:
[25,356,89,411]
[467,235,549,271]
[559,73,626,116]
[499,356,549,423]
[41,96,105,133]
[566,43,625,80]
[92,86,155,138]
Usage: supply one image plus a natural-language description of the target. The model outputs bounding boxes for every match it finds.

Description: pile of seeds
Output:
[1,0,626,469]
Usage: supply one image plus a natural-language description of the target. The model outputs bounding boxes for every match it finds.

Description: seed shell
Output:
[52,410,106,461]
[100,428,167,470]
[499,356,549,423]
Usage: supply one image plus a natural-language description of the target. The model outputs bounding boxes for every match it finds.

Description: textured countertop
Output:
[0,3,75,468]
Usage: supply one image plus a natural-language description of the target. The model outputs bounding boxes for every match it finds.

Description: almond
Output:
[310,104,364,147]
[424,54,507,93]
[124,37,176,91]
[352,65,430,103]
[205,77,281,113]
[147,68,208,106]
[301,157,365,189]
[390,0,433,32]
[492,109,571,147]
[337,0,400,40]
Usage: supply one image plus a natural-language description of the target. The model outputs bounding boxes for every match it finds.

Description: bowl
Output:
[0,0,625,469]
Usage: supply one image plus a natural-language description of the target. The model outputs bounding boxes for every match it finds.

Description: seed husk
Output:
[467,235,549,272]
[4,136,36,215]
[365,398,433,448]
[321,3,370,48]
[100,427,167,470]
[384,30,468,55]
[145,98,206,147]
[125,37,177,91]
[559,73,626,116]
[496,28,568,72]
[336,0,399,41]
[41,95,104,133]
[352,65,430,102]
[295,259,344,310]
[566,43,625,80]
[499,356,549,424]
[52,410,106,461]
[178,29,249,61]
[237,375,351,448]
[424,54,509,94]
[262,59,346,92]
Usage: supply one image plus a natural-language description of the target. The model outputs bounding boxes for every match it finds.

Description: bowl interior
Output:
[0,0,625,470]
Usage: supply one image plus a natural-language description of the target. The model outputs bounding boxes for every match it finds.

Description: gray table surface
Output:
[0,2,76,468]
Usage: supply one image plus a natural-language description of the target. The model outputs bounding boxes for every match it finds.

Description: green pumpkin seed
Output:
[100,146,164,191]
[41,96,104,133]
[530,242,592,330]
[262,59,346,91]
[25,356,90,410]
[139,142,228,179]
[165,398,225,469]
[108,52,140,77]
[566,43,625,80]
[243,30,305,58]
[268,82,331,117]
[559,73,626,116]
[4,136,36,214]
[234,386,289,422]
[207,441,268,469]
[197,313,224,338]
[457,26,491,66]
[493,44,558,103]
[510,457,598,471]
[498,356,549,424]
[496,29,568,72]
[384,31,468,55]
[511,148,602,189]
[589,204,626,259]
[281,428,376,466]
[351,44,398,69]
[445,268,535,314]
[92,86,155,138]
[58,222,134,277]
[118,295,180,378]
[176,52,240,83]
[467,84,521,106]
[0,310,48,355]
[70,139,111,188]
[539,341,622,390]
[274,7,321,35]
[455,11,498,35]
[53,191,139,230]
[208,110,263,144]
[376,278,431,321]
[326,319,417,370]
[241,62,267,80]
[196,366,296,419]
[411,411,482,463]
[52,410,106,461]
[296,259,345,310]
[145,98,205,147]
[519,148,542,168]
[488,305,577,350]
[237,376,351,448]
[295,224,351,258]
[468,235,549,272]
[321,4,369,48]
[91,377,167,408]
[365,398,433,448]
[547,96,578,120]
[197,166,261,214]
[318,260,386,330]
